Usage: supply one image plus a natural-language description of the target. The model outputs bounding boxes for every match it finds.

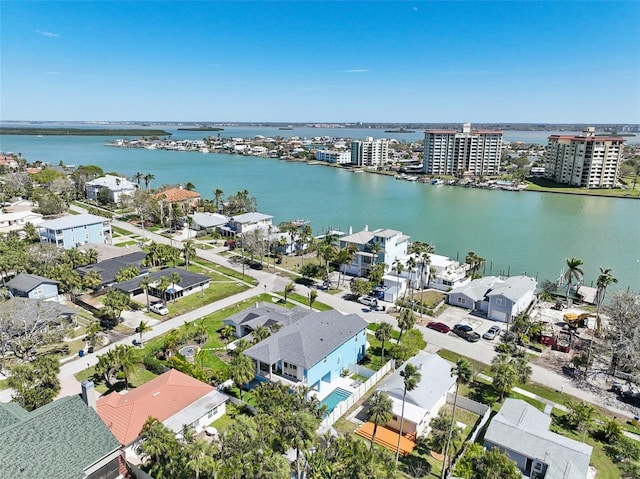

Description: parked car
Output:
[249,261,263,270]
[427,321,451,333]
[224,240,236,249]
[149,302,169,315]
[482,325,501,340]
[357,296,378,308]
[452,324,480,342]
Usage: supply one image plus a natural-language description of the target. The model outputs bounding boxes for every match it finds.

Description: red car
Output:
[427,321,450,333]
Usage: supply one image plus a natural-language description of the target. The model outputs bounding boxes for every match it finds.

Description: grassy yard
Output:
[210,414,234,433]
[111,225,133,235]
[525,178,638,199]
[279,291,333,311]
[191,258,258,285]
[115,240,138,247]
[153,279,249,318]
[75,364,158,394]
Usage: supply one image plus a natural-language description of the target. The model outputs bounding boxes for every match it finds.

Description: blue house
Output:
[243,310,368,392]
[38,213,112,249]
[7,273,60,302]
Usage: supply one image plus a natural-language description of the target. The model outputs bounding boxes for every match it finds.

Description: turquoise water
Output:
[320,388,353,416]
[0,132,638,290]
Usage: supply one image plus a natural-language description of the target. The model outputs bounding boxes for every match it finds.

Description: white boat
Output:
[199,148,210,153]
[431,179,444,185]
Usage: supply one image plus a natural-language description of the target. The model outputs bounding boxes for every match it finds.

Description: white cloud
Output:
[36,30,60,38]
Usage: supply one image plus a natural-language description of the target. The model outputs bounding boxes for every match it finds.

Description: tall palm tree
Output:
[143,173,155,191]
[139,276,152,312]
[393,260,404,300]
[114,344,136,390]
[375,322,393,365]
[169,272,182,303]
[252,325,271,344]
[595,267,617,331]
[564,257,584,306]
[395,363,421,462]
[182,240,196,269]
[137,319,151,345]
[442,359,473,478]
[309,290,318,310]
[156,276,171,306]
[397,308,415,344]
[405,256,416,301]
[229,354,255,401]
[133,171,143,186]
[366,391,393,449]
[213,188,224,212]
[185,182,196,191]
[284,281,295,304]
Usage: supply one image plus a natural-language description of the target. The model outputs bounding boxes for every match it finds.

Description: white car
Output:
[149,303,169,315]
[357,296,378,308]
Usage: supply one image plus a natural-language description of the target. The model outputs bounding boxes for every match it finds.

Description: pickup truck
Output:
[452,324,481,343]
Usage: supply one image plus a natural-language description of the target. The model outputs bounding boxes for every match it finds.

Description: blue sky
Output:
[1,1,639,123]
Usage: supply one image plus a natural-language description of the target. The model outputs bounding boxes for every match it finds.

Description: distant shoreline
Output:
[0,127,172,137]
[176,127,225,132]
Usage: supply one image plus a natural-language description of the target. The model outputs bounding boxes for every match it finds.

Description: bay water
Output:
[1,127,638,290]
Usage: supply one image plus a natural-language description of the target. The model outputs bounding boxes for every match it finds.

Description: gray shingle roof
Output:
[0,395,121,479]
[6,273,58,293]
[115,267,209,293]
[224,301,310,332]
[39,213,109,231]
[77,251,147,286]
[3,298,76,335]
[0,402,30,430]
[448,276,499,301]
[243,310,367,368]
[484,399,592,479]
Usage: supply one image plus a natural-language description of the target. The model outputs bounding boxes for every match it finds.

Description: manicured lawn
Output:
[75,363,158,394]
[191,258,258,285]
[525,178,636,199]
[436,349,490,375]
[361,330,398,371]
[116,240,138,247]
[210,414,234,433]
[112,225,132,235]
[157,280,249,317]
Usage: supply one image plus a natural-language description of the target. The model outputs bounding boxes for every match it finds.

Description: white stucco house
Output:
[86,175,138,203]
[376,352,455,439]
[447,275,537,322]
[428,254,471,291]
[338,226,410,278]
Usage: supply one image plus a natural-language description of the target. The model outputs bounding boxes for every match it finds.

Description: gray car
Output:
[482,325,501,340]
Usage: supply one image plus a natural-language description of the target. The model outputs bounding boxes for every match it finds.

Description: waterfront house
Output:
[243,310,368,392]
[189,212,229,232]
[338,226,410,278]
[223,301,311,338]
[0,392,126,479]
[375,352,455,439]
[484,399,593,479]
[227,212,274,235]
[76,251,147,289]
[446,275,537,322]
[428,253,471,291]
[96,370,228,459]
[114,267,210,301]
[7,273,60,302]
[38,213,112,249]
[153,186,201,222]
[86,175,137,203]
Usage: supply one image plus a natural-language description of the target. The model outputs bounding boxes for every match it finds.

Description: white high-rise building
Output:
[544,127,624,189]
[423,123,503,176]
[351,137,389,167]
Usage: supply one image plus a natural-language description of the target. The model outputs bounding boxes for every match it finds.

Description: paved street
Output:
[1,205,636,420]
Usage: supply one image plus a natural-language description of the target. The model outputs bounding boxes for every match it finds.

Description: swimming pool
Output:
[320,388,352,417]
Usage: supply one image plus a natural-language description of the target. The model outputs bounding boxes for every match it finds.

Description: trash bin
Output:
[632,416,639,427]
[78,349,85,357]
[87,346,94,354]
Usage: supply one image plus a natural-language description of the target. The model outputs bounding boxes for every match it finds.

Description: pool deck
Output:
[312,375,359,402]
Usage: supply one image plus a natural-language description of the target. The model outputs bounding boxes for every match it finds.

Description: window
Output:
[457,297,466,305]
[207,406,219,419]
[496,298,507,306]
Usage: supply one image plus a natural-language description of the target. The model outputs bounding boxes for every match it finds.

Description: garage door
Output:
[491,311,508,323]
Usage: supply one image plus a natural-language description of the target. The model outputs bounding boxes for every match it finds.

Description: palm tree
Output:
[133,171,143,186]
[284,281,295,304]
[490,353,518,401]
[185,182,196,191]
[375,322,393,365]
[393,260,404,300]
[82,270,102,291]
[366,391,393,449]
[156,276,171,306]
[395,363,421,462]
[114,344,136,390]
[281,411,319,479]
[564,257,584,306]
[595,267,617,331]
[143,173,155,191]
[252,325,271,344]
[442,359,473,478]
[405,256,416,301]
[182,239,196,269]
[86,321,102,349]
[213,188,224,212]
[396,308,415,344]
[139,276,152,312]
[137,319,151,345]
[169,272,182,303]
[229,354,255,401]
[335,245,357,286]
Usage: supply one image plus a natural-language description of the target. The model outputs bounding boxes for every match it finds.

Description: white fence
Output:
[445,392,491,444]
[319,360,394,432]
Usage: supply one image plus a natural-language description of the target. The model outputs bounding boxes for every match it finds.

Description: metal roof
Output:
[39,213,109,231]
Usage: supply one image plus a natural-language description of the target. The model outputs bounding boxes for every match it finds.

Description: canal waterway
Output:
[1,128,638,290]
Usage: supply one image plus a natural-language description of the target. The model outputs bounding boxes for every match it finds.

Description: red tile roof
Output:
[96,369,214,445]
[154,187,201,203]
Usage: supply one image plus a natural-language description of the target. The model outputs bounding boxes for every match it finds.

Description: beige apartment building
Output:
[351,137,389,167]
[423,123,503,176]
